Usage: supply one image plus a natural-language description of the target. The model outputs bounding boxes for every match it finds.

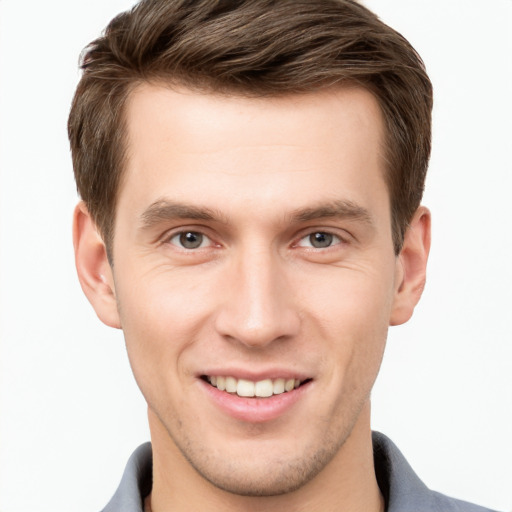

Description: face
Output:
[98,85,407,495]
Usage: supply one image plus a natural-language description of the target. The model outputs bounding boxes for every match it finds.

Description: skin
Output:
[74,85,430,512]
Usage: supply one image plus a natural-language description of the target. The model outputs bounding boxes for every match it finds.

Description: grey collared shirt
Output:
[101,432,498,512]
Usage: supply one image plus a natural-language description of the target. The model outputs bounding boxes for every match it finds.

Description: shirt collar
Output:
[101,432,492,512]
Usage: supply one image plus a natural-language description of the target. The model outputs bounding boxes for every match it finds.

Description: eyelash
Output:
[163,228,348,252]
[294,231,344,250]
[166,230,215,250]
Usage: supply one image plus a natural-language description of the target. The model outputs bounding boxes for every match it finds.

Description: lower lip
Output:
[200,379,310,423]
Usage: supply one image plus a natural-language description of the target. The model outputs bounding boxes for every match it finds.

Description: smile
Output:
[205,375,302,398]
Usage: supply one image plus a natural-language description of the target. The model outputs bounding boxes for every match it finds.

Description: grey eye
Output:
[171,231,206,249]
[309,232,334,248]
[180,232,203,249]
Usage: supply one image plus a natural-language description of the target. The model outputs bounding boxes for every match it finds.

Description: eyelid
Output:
[158,225,352,251]
[296,232,341,249]
[172,232,212,249]
[293,228,351,248]
[161,226,218,250]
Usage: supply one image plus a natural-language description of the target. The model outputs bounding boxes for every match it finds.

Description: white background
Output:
[0,1,511,511]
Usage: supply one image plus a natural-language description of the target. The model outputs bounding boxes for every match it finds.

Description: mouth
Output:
[201,375,311,398]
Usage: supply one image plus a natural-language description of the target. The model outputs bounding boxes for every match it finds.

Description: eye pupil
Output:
[179,232,203,249]
[310,232,333,248]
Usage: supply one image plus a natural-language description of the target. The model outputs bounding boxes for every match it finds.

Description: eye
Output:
[169,231,212,250]
[297,231,342,249]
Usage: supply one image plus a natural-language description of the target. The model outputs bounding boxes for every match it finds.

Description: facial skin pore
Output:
[74,85,430,512]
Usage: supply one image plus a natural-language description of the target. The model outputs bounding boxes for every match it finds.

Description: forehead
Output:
[124,83,384,157]
[118,84,388,225]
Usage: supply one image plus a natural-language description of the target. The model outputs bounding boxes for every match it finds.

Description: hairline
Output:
[104,78,398,263]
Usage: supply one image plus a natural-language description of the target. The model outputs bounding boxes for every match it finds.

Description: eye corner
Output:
[163,229,218,251]
[295,230,344,250]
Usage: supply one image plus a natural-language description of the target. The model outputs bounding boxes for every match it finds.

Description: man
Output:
[68,1,498,511]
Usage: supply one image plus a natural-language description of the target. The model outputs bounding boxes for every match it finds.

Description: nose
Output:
[214,247,301,348]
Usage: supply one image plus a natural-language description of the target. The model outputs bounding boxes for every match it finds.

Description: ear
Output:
[73,201,121,329]
[390,206,431,326]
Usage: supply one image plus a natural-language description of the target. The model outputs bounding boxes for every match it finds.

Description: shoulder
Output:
[430,491,500,512]
[101,442,152,512]
[372,432,500,512]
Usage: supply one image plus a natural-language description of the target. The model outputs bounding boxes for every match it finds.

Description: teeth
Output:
[207,375,303,397]
[237,379,255,397]
[255,379,273,397]
[273,378,285,395]
[225,376,237,393]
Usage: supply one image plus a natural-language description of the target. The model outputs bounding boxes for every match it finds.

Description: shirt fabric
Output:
[101,431,498,512]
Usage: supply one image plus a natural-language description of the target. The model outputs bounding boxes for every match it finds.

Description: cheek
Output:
[301,262,396,330]
[117,261,216,332]
[300,265,394,381]
[113,268,217,391]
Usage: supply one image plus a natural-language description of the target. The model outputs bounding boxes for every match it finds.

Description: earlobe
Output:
[390,206,431,326]
[73,201,121,329]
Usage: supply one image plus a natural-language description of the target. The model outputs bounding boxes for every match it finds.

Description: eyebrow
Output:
[139,198,374,230]
[289,200,374,227]
[140,200,225,229]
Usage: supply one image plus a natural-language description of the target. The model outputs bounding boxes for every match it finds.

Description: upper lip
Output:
[198,368,312,381]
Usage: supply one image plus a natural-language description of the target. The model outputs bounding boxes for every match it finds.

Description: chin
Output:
[192,458,323,497]
[175,433,346,497]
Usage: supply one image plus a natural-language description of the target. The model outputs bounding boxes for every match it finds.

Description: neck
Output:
[147,403,383,512]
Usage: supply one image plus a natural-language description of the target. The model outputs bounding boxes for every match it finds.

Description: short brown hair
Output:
[68,0,433,256]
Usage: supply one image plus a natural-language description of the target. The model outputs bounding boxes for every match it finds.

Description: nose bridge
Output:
[215,242,299,347]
